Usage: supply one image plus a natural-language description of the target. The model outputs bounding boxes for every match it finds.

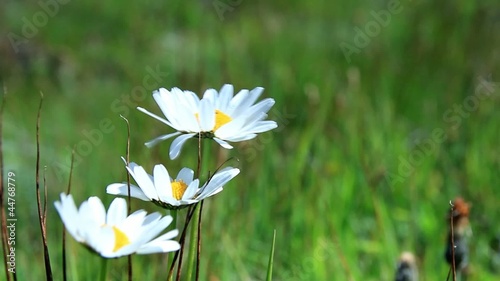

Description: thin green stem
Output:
[168,209,177,270]
[171,210,178,232]
[170,205,196,281]
[195,201,204,281]
[185,204,199,281]
[120,115,132,281]
[186,134,205,280]
[99,258,108,281]
[266,230,277,281]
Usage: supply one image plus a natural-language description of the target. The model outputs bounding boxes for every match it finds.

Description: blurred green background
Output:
[2,0,500,280]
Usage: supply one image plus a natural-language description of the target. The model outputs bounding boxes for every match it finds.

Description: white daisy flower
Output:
[54,193,180,258]
[106,159,240,209]
[137,84,278,159]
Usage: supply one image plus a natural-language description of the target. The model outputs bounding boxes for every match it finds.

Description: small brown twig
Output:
[35,93,53,280]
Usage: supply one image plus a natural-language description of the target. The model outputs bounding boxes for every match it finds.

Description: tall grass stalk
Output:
[35,94,53,280]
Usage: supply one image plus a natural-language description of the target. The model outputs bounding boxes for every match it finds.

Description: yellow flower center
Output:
[171,180,188,200]
[194,110,232,132]
[213,110,232,131]
[112,226,130,252]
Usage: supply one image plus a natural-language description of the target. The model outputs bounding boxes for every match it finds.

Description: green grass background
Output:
[1,0,500,280]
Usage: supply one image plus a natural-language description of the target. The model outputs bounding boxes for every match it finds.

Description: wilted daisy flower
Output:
[106,159,240,209]
[54,193,180,258]
[137,84,278,159]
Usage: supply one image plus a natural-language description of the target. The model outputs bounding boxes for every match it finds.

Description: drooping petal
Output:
[169,133,196,159]
[137,106,173,127]
[145,132,181,148]
[106,183,151,201]
[213,137,233,149]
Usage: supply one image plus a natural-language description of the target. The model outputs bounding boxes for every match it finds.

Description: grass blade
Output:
[266,229,276,281]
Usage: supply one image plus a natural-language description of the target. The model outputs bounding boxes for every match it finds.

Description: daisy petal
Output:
[213,137,233,149]
[54,193,81,241]
[182,179,200,200]
[169,133,196,159]
[106,183,150,201]
[137,107,174,127]
[197,167,240,199]
[126,164,158,200]
[177,168,195,183]
[145,132,181,148]
[106,198,127,225]
[217,84,234,111]
[153,164,173,201]
[224,133,257,142]
[136,240,181,255]
[199,98,215,132]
